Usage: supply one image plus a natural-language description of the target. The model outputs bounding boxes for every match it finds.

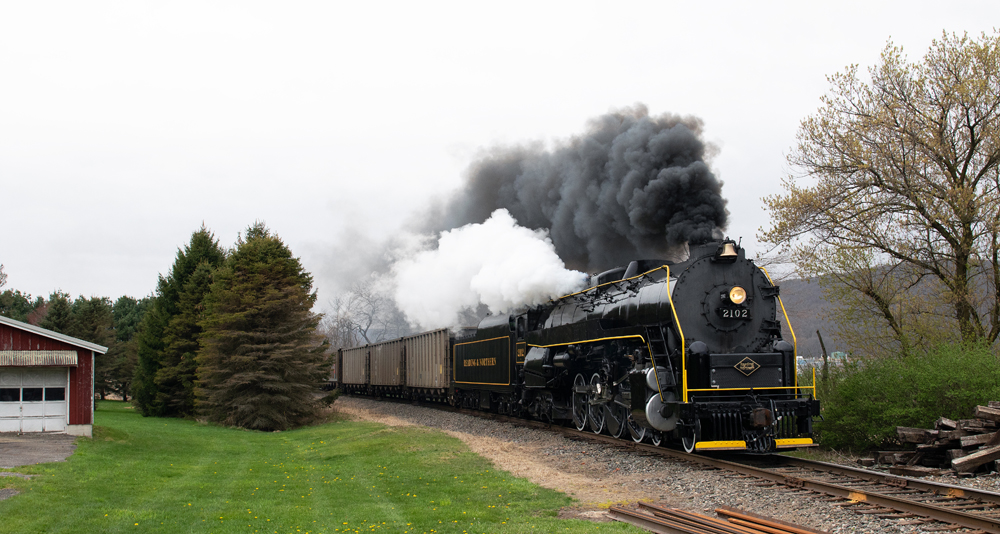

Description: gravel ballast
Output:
[334,396,972,534]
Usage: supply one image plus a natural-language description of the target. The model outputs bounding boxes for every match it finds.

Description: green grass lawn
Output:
[0,401,637,534]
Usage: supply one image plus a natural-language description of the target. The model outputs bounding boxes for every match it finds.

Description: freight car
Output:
[333,239,819,453]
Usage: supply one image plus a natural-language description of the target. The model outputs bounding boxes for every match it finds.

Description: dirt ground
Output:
[333,401,684,520]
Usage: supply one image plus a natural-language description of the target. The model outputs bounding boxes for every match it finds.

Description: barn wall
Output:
[0,322,97,434]
[0,323,78,352]
[69,350,93,425]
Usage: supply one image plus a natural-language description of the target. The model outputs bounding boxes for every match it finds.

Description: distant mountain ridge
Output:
[775,277,842,358]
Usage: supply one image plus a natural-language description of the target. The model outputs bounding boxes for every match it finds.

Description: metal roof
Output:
[0,315,108,354]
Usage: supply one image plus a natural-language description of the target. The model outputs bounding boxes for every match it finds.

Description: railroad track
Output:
[354,396,1000,533]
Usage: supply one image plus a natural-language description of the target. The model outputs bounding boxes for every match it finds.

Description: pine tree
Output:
[39,291,72,333]
[66,296,115,398]
[66,296,114,346]
[133,226,225,416]
[0,289,42,322]
[132,300,168,415]
[197,222,328,431]
[100,296,150,401]
[154,262,214,415]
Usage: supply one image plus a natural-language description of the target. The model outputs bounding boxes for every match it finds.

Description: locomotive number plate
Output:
[717,307,751,320]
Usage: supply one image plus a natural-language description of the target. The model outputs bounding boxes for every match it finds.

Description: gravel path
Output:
[334,396,984,534]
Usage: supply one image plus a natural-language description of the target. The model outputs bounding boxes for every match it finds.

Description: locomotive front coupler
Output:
[742,393,777,429]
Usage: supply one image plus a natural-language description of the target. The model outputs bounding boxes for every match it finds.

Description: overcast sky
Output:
[1,1,997,309]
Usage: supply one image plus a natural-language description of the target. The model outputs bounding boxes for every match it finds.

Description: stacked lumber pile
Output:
[609,503,829,534]
[879,402,1000,476]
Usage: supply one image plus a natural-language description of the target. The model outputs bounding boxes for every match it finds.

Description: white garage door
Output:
[0,368,68,433]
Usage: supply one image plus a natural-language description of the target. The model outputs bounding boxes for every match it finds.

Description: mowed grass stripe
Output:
[0,401,636,533]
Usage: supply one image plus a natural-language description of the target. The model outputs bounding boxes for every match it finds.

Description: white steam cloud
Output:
[393,209,588,330]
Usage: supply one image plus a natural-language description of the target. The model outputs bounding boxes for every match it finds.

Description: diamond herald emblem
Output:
[735,357,761,376]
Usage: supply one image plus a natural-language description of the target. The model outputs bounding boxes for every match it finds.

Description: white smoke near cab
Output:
[393,209,588,330]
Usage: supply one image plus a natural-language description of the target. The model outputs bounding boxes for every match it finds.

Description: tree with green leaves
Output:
[66,296,114,346]
[154,262,215,415]
[98,296,150,401]
[39,291,73,333]
[0,289,43,323]
[62,296,115,397]
[197,222,329,431]
[133,226,225,416]
[761,31,1000,356]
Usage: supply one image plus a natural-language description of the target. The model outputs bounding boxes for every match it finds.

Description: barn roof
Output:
[0,314,108,354]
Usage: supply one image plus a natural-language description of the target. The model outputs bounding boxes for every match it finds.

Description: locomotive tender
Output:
[336,239,820,453]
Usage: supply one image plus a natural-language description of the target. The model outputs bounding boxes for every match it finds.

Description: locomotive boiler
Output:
[337,238,819,453]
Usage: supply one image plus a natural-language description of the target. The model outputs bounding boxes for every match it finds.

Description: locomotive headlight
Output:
[729,286,747,304]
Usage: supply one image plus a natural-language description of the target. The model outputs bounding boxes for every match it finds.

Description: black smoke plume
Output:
[429,104,728,272]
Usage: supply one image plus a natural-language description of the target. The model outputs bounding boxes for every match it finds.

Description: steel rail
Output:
[626,444,1000,533]
[639,504,778,534]
[608,506,718,534]
[463,407,1000,532]
[609,503,825,534]
[772,455,1000,504]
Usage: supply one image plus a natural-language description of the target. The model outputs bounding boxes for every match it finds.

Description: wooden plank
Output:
[889,465,946,477]
[959,419,993,430]
[935,417,958,430]
[952,443,1000,473]
[988,401,1000,408]
[973,405,1000,422]
[947,449,969,461]
[961,432,997,448]
[938,429,970,440]
[897,427,933,443]
[879,451,915,464]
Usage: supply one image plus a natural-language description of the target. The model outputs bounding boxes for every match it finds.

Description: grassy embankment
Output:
[0,401,636,534]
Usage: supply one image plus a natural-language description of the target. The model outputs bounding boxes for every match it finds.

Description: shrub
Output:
[816,343,1000,451]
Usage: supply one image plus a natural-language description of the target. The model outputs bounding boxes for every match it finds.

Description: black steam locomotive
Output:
[336,239,819,453]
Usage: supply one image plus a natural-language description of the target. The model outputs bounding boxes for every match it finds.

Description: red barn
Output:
[0,315,107,437]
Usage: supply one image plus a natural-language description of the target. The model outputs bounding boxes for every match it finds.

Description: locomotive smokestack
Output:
[429,104,729,272]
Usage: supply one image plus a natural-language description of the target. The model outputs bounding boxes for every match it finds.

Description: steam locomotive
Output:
[335,239,820,453]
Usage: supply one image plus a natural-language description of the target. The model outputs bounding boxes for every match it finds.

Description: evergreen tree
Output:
[64,296,115,397]
[39,291,73,333]
[133,226,225,416]
[99,296,150,401]
[154,263,215,415]
[197,222,328,431]
[66,296,114,346]
[132,298,169,414]
[113,296,149,343]
[0,289,43,322]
